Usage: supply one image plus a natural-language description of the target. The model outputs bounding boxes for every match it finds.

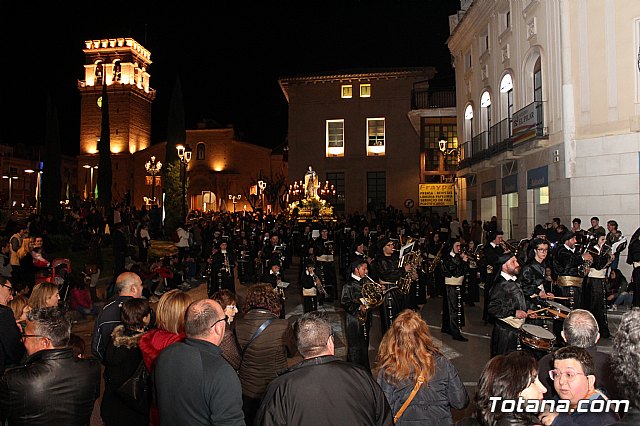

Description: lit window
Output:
[360,84,371,98]
[196,143,205,160]
[366,118,385,156]
[326,120,344,157]
[341,85,352,98]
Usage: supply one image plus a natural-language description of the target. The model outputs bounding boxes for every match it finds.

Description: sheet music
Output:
[399,242,414,260]
[277,281,290,289]
[499,316,525,329]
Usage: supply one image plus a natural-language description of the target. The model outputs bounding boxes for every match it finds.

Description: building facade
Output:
[448,0,640,262]
[280,68,440,215]
[77,38,285,212]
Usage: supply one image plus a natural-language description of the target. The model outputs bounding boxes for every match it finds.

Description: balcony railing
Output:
[411,87,456,109]
[459,100,546,168]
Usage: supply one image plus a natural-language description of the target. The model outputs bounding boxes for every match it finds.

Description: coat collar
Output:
[25,347,74,364]
[184,337,223,355]
[282,355,340,375]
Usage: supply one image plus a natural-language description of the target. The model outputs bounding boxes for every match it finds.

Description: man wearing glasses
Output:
[154,299,244,426]
[0,307,100,425]
[0,276,23,375]
[539,346,618,425]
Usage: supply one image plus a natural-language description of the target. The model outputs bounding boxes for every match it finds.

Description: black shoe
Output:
[441,328,452,335]
[453,334,469,342]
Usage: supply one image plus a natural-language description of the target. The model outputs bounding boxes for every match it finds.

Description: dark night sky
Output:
[0,1,460,156]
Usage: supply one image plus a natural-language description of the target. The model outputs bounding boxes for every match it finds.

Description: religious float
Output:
[287,166,336,221]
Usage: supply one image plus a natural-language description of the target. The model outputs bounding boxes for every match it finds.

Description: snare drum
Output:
[519,324,556,351]
[545,300,571,319]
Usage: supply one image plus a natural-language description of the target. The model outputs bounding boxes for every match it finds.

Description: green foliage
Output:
[163,160,184,232]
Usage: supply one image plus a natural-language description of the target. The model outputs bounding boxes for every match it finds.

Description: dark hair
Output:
[552,346,595,376]
[211,289,237,308]
[591,216,599,222]
[531,238,549,250]
[572,218,581,225]
[607,220,618,229]
[612,308,640,408]
[294,311,332,358]
[120,299,151,333]
[27,307,71,348]
[475,351,539,425]
[244,283,281,316]
[68,333,86,357]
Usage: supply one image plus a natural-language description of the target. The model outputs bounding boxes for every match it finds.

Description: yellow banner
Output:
[419,184,455,206]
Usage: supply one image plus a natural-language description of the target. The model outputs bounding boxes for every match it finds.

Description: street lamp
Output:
[2,169,18,214]
[176,144,192,221]
[229,194,242,213]
[257,179,267,210]
[145,156,162,206]
[438,135,459,157]
[24,167,43,214]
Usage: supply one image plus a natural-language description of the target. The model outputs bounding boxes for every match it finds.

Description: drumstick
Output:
[529,307,550,314]
[546,296,570,300]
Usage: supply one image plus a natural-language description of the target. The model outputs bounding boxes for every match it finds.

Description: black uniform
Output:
[340,274,370,371]
[585,245,611,338]
[553,244,584,310]
[369,253,405,334]
[441,251,469,340]
[488,272,527,357]
[209,249,235,296]
[314,237,337,301]
[482,243,505,321]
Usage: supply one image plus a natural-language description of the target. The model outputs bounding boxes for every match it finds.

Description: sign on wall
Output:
[419,184,455,206]
[512,102,539,144]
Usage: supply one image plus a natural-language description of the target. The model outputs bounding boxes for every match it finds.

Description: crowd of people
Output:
[0,204,639,425]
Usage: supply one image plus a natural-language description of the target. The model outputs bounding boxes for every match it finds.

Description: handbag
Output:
[393,372,425,424]
[116,360,150,413]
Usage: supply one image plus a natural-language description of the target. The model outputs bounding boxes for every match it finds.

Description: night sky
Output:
[1,1,460,156]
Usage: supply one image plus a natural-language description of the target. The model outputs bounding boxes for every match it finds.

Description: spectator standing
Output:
[100,299,152,426]
[376,309,468,425]
[0,277,23,375]
[136,221,151,263]
[9,226,28,282]
[255,311,392,426]
[611,308,640,425]
[154,299,245,426]
[0,307,100,425]
[235,283,296,424]
[210,289,242,371]
[175,223,190,261]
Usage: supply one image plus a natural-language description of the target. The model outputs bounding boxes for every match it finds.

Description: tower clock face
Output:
[97,96,102,108]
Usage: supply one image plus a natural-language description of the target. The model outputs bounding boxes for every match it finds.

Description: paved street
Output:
[71,249,626,423]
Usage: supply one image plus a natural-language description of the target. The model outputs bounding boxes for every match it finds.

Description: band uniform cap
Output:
[487,230,504,242]
[304,258,316,268]
[268,255,281,268]
[497,252,515,266]
[559,231,576,245]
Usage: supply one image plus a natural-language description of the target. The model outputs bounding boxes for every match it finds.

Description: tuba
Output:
[398,250,422,294]
[358,274,385,324]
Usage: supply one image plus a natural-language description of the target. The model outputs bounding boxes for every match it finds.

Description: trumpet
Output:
[275,273,286,300]
[500,240,520,257]
[311,272,329,298]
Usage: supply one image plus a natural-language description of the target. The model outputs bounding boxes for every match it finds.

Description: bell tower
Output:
[78,38,155,155]
[77,38,155,202]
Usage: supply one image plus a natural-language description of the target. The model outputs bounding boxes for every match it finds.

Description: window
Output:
[464,51,472,71]
[366,118,385,156]
[113,60,121,82]
[480,91,492,132]
[95,61,103,86]
[367,171,386,211]
[196,143,205,160]
[480,32,489,54]
[326,120,344,157]
[506,11,510,29]
[500,74,514,132]
[341,85,352,98]
[360,84,371,97]
[326,172,345,213]
[422,117,457,171]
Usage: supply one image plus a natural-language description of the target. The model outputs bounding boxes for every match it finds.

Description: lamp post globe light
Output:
[145,156,162,206]
[257,180,267,210]
[176,144,192,221]
[229,194,242,213]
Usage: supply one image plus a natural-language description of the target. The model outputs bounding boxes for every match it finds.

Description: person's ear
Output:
[594,332,600,344]
[561,331,567,343]
[587,374,596,390]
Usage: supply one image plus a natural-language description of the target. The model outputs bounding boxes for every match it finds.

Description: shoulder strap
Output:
[393,373,425,424]
[241,318,275,355]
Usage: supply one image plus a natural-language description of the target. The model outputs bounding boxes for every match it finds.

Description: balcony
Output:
[411,86,456,109]
[459,101,546,169]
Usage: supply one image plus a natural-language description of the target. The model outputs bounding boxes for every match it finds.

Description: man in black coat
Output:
[340,259,371,371]
[154,299,244,426]
[441,240,470,342]
[488,253,535,357]
[553,232,592,310]
[0,307,100,426]
[255,311,392,426]
[0,277,23,376]
[482,230,507,322]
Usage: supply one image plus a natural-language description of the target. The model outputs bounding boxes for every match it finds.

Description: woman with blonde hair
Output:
[8,295,28,331]
[27,281,60,310]
[138,289,192,426]
[376,309,468,425]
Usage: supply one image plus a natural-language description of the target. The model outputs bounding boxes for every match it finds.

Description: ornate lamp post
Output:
[257,179,267,210]
[229,194,242,213]
[176,144,192,221]
[145,156,162,206]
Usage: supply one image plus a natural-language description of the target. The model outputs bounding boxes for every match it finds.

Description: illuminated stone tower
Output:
[77,38,155,201]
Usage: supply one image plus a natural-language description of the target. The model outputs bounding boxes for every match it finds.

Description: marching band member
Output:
[313,226,337,302]
[369,237,410,334]
[585,234,613,338]
[209,240,235,296]
[441,240,469,342]
[261,256,286,319]
[488,254,537,357]
[553,232,592,310]
[300,259,325,313]
[340,259,371,371]
[519,238,553,303]
[482,230,507,323]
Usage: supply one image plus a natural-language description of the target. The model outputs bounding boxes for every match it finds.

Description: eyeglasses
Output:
[536,248,549,253]
[385,243,395,247]
[226,305,238,313]
[210,315,229,328]
[21,333,48,342]
[1,283,15,296]
[549,370,587,381]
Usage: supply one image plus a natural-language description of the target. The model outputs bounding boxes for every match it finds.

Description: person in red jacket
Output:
[70,272,99,316]
[139,289,193,426]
